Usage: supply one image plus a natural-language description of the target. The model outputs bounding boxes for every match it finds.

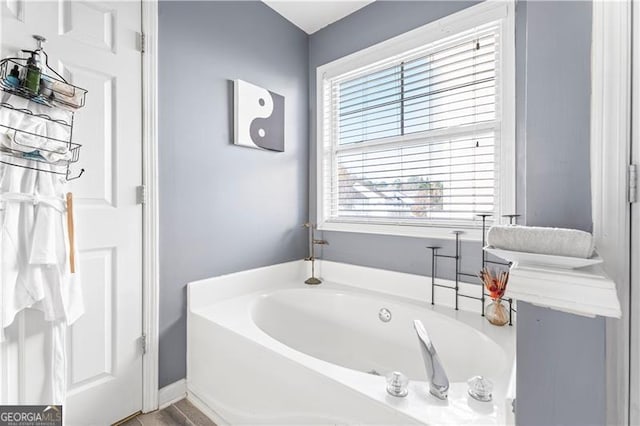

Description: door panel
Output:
[0,1,143,424]
[60,63,117,205]
[69,249,114,389]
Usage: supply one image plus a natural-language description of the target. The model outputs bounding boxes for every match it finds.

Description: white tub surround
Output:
[187,260,515,425]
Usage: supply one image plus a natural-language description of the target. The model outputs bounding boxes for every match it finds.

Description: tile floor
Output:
[118,399,216,426]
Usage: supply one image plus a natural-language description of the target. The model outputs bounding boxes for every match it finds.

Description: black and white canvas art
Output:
[233,79,285,152]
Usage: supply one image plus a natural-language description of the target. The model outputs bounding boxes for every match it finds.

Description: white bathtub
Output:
[187,260,515,425]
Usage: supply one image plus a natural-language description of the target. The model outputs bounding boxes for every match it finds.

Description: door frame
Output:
[141,0,160,414]
[631,0,640,423]
[590,1,632,425]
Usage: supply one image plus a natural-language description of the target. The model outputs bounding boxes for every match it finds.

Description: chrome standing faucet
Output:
[414,319,450,400]
[303,222,328,285]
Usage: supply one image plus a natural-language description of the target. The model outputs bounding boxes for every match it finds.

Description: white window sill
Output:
[317,221,485,241]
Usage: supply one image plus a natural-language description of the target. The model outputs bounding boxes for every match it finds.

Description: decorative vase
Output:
[486,298,509,326]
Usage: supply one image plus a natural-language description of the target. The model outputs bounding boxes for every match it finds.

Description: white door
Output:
[0,1,144,424]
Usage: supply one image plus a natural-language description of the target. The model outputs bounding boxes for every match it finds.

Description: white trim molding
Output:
[505,264,621,319]
[318,221,485,241]
[158,379,187,409]
[632,0,640,423]
[590,1,632,425]
[141,0,160,414]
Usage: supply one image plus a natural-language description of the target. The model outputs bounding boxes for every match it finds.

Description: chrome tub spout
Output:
[413,319,449,400]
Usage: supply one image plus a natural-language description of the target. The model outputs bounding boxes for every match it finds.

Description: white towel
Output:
[0,94,73,163]
[3,131,73,162]
[487,225,595,259]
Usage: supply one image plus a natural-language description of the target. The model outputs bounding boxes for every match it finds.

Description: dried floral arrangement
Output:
[478,267,509,301]
[478,267,510,326]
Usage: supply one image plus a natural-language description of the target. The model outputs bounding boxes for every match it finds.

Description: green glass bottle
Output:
[21,50,41,94]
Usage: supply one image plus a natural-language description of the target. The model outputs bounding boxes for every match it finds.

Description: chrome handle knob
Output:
[386,371,409,397]
[467,376,493,402]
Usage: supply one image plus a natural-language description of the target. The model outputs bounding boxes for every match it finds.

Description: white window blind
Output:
[320,20,508,230]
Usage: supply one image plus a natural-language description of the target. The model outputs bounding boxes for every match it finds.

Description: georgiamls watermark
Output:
[0,405,62,426]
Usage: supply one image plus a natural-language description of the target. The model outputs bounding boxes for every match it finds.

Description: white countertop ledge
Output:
[504,263,621,318]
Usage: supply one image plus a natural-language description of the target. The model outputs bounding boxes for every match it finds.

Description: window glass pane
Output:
[338,66,402,145]
[334,134,495,222]
[336,33,497,146]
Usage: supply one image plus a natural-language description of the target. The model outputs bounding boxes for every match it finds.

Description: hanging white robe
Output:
[0,94,84,405]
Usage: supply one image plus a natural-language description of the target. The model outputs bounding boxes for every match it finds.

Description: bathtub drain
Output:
[378,308,392,322]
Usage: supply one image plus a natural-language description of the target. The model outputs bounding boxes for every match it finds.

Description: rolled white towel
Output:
[487,225,595,259]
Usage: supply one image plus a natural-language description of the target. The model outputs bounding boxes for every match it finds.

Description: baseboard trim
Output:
[158,379,187,409]
[187,390,229,426]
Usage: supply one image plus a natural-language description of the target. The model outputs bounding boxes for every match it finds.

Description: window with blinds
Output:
[318,10,513,233]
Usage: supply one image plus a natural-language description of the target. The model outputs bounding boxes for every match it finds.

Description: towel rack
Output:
[0,35,88,180]
[427,214,517,326]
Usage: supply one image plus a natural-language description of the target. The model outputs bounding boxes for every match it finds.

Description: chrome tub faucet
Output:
[303,222,328,285]
[414,319,450,400]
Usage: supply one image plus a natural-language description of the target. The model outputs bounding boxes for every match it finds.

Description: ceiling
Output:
[262,1,375,34]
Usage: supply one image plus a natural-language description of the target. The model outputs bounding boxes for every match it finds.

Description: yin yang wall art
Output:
[233,79,285,152]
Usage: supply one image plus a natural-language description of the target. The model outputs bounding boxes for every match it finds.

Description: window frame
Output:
[315,0,516,241]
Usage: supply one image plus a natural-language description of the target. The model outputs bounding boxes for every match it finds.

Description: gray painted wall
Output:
[158,1,309,387]
[516,2,603,425]
[524,1,593,232]
[308,1,603,425]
